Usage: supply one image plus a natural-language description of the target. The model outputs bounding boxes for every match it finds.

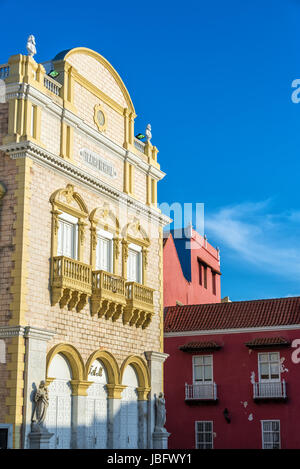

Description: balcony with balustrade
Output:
[123,282,154,329]
[51,256,92,312]
[91,270,127,321]
[185,382,218,403]
[253,380,287,401]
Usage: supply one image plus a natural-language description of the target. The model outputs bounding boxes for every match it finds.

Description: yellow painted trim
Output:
[46,343,85,381]
[106,384,126,399]
[50,184,89,262]
[89,206,120,271]
[70,380,92,396]
[0,182,6,200]
[120,355,150,390]
[64,47,135,115]
[85,349,121,384]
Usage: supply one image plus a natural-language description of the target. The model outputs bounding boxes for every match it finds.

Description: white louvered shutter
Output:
[127,249,141,283]
[96,236,112,272]
[57,219,76,259]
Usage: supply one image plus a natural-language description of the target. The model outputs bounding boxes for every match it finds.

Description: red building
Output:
[163,227,221,307]
[164,298,300,449]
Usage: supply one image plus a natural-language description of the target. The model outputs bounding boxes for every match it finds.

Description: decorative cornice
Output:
[0,140,170,227]
[0,325,55,341]
[0,326,26,338]
[24,326,56,342]
[144,351,169,363]
[4,82,165,181]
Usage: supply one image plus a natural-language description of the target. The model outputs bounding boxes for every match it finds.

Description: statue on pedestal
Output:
[154,392,166,431]
[31,380,49,432]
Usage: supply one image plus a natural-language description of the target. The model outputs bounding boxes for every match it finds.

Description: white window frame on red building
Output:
[192,355,213,384]
[258,352,281,382]
[195,420,213,449]
[261,420,281,449]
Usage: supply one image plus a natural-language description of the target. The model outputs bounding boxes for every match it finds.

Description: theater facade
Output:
[0,45,169,449]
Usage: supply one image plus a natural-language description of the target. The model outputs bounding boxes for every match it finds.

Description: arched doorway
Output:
[86,359,108,448]
[45,353,73,449]
[120,365,139,449]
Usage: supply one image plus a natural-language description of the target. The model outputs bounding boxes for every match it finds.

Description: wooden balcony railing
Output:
[253,381,286,400]
[51,256,92,311]
[185,383,218,401]
[91,270,126,320]
[123,282,154,329]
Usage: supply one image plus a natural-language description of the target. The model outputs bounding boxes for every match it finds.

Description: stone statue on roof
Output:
[26,35,36,57]
[145,123,152,143]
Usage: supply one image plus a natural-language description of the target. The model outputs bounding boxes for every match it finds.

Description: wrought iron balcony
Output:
[253,381,286,400]
[123,282,154,329]
[51,256,92,312]
[185,383,218,402]
[91,270,127,321]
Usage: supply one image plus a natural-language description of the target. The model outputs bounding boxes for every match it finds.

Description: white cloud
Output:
[205,200,300,279]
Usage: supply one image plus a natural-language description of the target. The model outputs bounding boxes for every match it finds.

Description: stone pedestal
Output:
[152,429,170,449]
[23,327,56,448]
[28,429,54,449]
[144,351,169,448]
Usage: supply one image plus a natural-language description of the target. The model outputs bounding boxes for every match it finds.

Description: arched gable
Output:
[54,47,135,114]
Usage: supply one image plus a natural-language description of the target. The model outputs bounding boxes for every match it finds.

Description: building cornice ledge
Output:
[0,140,171,227]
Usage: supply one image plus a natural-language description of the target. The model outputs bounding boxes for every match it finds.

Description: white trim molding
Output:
[165,324,300,338]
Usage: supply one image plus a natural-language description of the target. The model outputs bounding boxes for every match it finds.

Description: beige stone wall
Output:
[26,160,162,366]
[67,52,127,108]
[40,109,61,155]
[73,82,125,147]
[73,129,124,193]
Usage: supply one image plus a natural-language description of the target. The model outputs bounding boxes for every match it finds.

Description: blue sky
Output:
[1,0,300,301]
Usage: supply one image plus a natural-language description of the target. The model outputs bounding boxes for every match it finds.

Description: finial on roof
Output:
[145,123,152,143]
[26,35,36,57]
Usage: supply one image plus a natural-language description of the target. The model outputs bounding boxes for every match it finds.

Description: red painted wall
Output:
[163,230,221,307]
[164,330,300,449]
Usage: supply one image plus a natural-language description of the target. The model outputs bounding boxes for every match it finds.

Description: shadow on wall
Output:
[28,396,152,449]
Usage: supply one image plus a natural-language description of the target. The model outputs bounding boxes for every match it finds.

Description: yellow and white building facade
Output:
[0,46,169,449]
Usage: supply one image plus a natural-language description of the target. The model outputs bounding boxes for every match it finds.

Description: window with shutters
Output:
[57,212,78,260]
[95,229,113,273]
[195,421,213,449]
[193,355,213,384]
[261,420,280,449]
[258,353,280,382]
[127,243,142,283]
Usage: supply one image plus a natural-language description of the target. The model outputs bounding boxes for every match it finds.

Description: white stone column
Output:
[23,327,56,448]
[106,384,125,449]
[138,399,148,448]
[144,351,169,449]
[108,397,122,448]
[71,395,87,448]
